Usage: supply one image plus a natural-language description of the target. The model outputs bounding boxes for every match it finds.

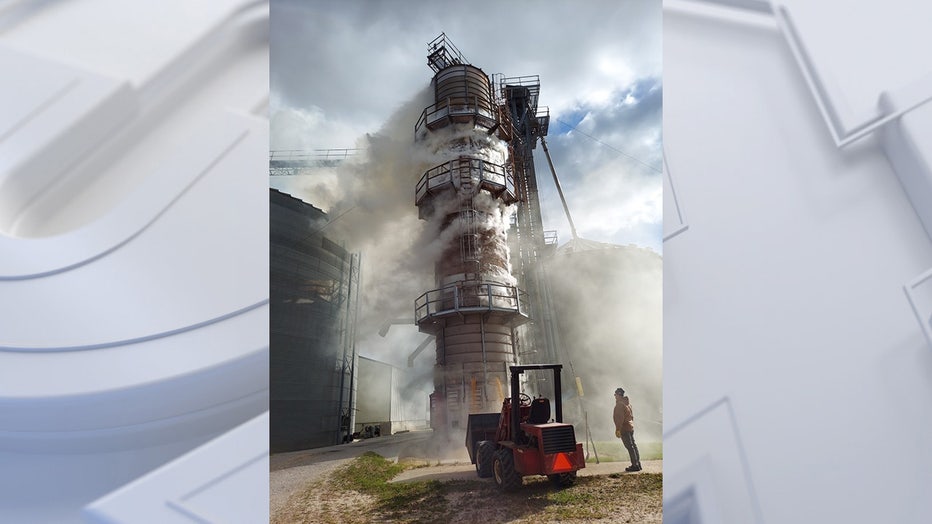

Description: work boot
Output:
[625,465,639,472]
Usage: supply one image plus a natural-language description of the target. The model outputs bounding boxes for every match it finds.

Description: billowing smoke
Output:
[275,87,446,431]
[546,242,663,443]
[473,190,518,288]
[413,125,517,295]
[304,87,438,326]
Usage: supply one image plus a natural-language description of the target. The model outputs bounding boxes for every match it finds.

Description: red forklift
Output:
[465,364,586,491]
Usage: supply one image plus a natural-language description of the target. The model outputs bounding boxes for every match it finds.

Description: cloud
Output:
[270,105,368,151]
[270,1,425,129]
[269,0,662,168]
[537,79,663,251]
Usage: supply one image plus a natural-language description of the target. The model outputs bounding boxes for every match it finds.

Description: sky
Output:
[269,0,663,254]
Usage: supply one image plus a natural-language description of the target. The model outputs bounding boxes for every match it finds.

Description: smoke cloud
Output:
[276,88,448,430]
[547,243,663,443]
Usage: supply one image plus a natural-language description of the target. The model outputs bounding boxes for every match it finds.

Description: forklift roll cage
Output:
[508,364,563,437]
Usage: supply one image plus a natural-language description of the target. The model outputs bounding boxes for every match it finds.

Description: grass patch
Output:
[547,483,598,505]
[542,473,663,521]
[497,473,664,522]
[332,452,405,495]
[587,440,662,463]
[330,452,451,521]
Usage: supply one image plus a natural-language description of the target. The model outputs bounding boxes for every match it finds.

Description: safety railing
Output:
[415,96,497,135]
[415,157,516,205]
[269,149,360,164]
[536,106,550,137]
[415,282,527,324]
[427,32,468,73]
[501,75,541,111]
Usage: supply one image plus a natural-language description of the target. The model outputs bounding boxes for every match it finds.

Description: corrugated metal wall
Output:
[270,189,359,452]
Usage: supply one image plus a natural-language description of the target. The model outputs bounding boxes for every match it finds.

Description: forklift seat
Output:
[528,397,551,424]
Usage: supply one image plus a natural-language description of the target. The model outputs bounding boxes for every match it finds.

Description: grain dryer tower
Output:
[414,34,554,432]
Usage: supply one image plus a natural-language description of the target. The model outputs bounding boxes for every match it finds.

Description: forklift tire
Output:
[492,449,522,491]
[548,472,577,488]
[476,440,495,478]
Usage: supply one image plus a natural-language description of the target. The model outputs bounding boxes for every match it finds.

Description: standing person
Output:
[613,387,641,472]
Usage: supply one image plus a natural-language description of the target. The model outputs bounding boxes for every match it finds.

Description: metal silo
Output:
[270,188,360,451]
[414,35,528,431]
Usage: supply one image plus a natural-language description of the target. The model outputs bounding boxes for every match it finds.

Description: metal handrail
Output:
[269,149,361,163]
[415,157,515,204]
[501,74,541,87]
[535,106,551,136]
[415,96,497,135]
[415,282,526,324]
[427,32,468,72]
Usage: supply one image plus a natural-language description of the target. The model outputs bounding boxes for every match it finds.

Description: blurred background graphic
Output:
[664,1,932,522]
[0,1,269,522]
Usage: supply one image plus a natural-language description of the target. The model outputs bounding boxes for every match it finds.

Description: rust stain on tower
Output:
[414,34,554,433]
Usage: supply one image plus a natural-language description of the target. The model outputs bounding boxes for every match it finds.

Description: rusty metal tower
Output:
[414,34,555,432]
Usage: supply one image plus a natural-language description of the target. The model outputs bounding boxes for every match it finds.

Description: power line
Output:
[554,118,662,174]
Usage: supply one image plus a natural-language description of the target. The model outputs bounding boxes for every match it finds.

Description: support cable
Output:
[555,118,662,174]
